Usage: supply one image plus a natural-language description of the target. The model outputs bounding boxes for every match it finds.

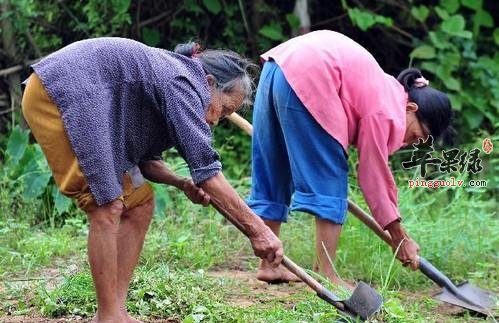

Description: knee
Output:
[139,198,155,221]
[125,198,155,226]
[87,199,124,230]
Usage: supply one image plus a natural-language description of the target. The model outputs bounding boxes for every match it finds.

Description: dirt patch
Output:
[0,316,180,323]
[207,269,308,308]
[396,288,481,321]
[0,315,86,322]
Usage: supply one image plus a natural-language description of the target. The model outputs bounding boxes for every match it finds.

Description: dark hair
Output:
[174,41,258,105]
[397,68,455,144]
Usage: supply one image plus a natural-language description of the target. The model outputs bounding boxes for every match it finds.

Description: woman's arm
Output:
[200,172,283,266]
[139,160,210,206]
[357,115,420,270]
[139,159,186,188]
[140,160,283,265]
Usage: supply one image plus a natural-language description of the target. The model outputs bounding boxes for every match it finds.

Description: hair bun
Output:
[397,68,424,91]
[174,42,201,57]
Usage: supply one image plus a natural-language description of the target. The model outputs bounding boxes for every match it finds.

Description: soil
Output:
[0,316,178,322]
[1,269,493,322]
[207,269,309,308]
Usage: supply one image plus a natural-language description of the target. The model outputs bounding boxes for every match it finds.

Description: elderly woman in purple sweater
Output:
[21,38,283,323]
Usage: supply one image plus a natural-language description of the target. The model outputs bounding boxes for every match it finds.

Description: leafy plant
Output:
[408,0,498,138]
[0,127,73,224]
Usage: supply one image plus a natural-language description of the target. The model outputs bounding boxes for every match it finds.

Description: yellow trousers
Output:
[21,73,154,212]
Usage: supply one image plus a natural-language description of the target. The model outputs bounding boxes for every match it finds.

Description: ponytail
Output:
[397,68,455,144]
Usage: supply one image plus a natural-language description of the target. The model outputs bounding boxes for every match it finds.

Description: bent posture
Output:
[22,38,283,323]
[247,31,453,287]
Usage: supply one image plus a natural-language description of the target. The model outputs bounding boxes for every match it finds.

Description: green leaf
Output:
[410,45,436,59]
[463,110,484,129]
[449,94,462,111]
[10,143,37,180]
[202,0,221,15]
[443,52,461,67]
[443,76,461,91]
[286,14,300,30]
[441,15,465,34]
[348,8,374,31]
[421,62,438,75]
[435,7,450,20]
[440,0,460,14]
[258,24,285,41]
[375,15,393,27]
[411,5,430,23]
[52,186,72,215]
[184,0,203,13]
[428,31,452,49]
[20,145,51,199]
[453,30,473,38]
[111,0,131,13]
[461,0,482,10]
[22,170,51,199]
[473,10,493,28]
[141,27,161,47]
[6,126,29,164]
[494,28,499,45]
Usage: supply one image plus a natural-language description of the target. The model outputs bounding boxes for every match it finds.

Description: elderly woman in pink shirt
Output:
[247,30,453,287]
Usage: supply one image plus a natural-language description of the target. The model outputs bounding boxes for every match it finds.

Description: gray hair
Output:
[174,42,258,105]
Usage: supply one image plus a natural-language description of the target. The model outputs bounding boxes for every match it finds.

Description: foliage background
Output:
[0,1,497,321]
[1,0,498,134]
[0,0,497,241]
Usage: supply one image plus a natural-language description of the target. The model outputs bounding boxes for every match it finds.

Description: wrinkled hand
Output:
[386,220,420,270]
[182,179,210,206]
[249,228,284,267]
[392,234,420,270]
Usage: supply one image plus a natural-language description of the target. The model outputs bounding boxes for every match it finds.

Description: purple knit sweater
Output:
[32,37,221,206]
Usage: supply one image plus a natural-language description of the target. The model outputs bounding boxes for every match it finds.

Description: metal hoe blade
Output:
[318,281,382,321]
[343,281,383,321]
[434,282,498,316]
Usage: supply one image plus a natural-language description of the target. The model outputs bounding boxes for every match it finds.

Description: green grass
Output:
[0,157,497,321]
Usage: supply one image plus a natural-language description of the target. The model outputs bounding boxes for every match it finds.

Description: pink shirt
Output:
[261,30,407,229]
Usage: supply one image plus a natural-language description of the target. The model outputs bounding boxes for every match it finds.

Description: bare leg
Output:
[116,199,155,323]
[256,220,300,283]
[315,217,354,290]
[87,200,127,323]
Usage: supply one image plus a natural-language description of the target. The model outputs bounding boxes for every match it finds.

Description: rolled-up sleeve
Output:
[166,77,222,184]
[357,113,401,229]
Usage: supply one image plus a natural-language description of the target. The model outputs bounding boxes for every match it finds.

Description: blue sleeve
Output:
[165,76,222,184]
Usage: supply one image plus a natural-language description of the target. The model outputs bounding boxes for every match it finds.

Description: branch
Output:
[312,13,348,28]
[138,10,172,29]
[390,24,416,41]
[237,0,251,38]
[0,108,14,116]
[24,29,42,57]
[0,58,41,77]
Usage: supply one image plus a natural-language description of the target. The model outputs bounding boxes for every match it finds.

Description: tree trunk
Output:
[249,0,265,57]
[1,0,24,128]
[294,0,311,35]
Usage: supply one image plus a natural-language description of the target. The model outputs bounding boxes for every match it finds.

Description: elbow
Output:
[139,160,161,181]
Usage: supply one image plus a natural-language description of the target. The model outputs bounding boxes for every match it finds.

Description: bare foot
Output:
[313,260,355,292]
[91,310,128,323]
[120,308,143,323]
[125,313,143,323]
[326,275,356,292]
[89,316,123,323]
[256,261,301,283]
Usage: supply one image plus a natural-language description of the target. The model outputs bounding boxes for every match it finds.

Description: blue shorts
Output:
[247,61,349,224]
